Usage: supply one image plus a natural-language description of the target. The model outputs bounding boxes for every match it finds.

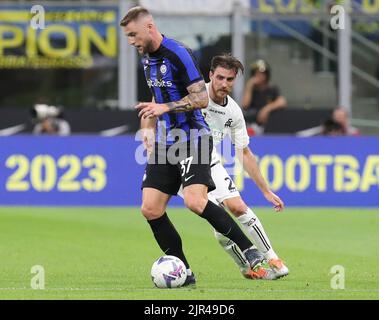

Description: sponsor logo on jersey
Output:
[209,108,225,115]
[147,79,173,88]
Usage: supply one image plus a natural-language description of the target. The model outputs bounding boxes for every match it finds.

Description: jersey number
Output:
[180,156,193,177]
[224,177,235,192]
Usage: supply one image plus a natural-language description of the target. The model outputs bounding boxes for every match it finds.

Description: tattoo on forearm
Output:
[167,80,208,113]
[188,81,208,107]
[167,98,193,112]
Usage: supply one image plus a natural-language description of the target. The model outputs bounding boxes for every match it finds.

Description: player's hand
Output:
[256,106,271,125]
[263,190,284,212]
[246,76,259,88]
[245,77,254,89]
[135,102,169,118]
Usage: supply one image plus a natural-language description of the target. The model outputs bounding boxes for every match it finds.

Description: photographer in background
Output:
[31,104,71,136]
[296,107,360,137]
[242,60,287,135]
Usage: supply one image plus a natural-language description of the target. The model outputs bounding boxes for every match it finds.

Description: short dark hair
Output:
[120,6,150,27]
[210,54,244,76]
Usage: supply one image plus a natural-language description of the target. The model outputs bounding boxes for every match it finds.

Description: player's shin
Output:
[147,212,191,269]
[237,207,278,261]
[214,230,250,274]
[200,200,253,252]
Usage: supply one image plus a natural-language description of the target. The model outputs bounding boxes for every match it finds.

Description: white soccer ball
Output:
[151,255,187,288]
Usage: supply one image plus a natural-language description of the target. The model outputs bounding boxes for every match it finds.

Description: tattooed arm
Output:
[136,80,209,119]
[167,80,209,112]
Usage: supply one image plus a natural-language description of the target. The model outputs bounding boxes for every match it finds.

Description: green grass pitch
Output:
[0,207,378,300]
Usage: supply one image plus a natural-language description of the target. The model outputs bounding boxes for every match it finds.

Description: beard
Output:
[210,85,229,104]
[217,89,230,99]
[145,40,156,54]
[135,39,154,55]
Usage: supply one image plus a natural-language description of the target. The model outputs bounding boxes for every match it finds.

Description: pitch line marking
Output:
[0,287,378,293]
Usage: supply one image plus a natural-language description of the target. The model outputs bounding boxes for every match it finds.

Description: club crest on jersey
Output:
[160,64,167,74]
[224,118,233,128]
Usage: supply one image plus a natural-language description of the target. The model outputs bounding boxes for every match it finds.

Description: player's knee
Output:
[141,203,164,220]
[184,195,207,215]
[226,200,247,217]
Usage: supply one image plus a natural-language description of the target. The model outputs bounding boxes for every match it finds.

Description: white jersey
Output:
[203,83,250,165]
[178,83,249,204]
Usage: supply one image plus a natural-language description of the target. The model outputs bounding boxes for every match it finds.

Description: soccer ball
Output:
[151,255,187,288]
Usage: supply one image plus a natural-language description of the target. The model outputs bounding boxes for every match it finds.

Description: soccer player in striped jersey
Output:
[120,6,275,285]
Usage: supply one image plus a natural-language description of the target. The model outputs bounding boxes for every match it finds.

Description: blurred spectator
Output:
[332,107,360,136]
[31,104,71,136]
[296,107,360,137]
[241,59,287,135]
[321,118,344,136]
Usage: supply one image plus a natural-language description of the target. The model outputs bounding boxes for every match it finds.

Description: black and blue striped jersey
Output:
[142,35,210,145]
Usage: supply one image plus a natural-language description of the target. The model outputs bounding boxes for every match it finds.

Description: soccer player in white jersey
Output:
[202,54,289,279]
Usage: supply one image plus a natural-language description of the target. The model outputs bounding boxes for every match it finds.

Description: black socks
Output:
[200,200,252,252]
[147,202,253,269]
[147,212,190,269]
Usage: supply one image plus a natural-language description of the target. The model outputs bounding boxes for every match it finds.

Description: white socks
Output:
[237,207,278,260]
[214,207,279,269]
[214,230,250,273]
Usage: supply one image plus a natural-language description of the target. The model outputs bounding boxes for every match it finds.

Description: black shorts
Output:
[141,135,216,195]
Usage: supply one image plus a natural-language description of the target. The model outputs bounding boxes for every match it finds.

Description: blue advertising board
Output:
[0,136,143,206]
[0,136,378,207]
[236,136,379,207]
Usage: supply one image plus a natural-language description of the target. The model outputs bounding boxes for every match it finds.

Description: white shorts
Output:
[209,161,240,204]
[177,161,240,205]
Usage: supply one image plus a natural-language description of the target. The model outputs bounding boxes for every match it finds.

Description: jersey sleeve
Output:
[174,47,203,88]
[231,105,250,149]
